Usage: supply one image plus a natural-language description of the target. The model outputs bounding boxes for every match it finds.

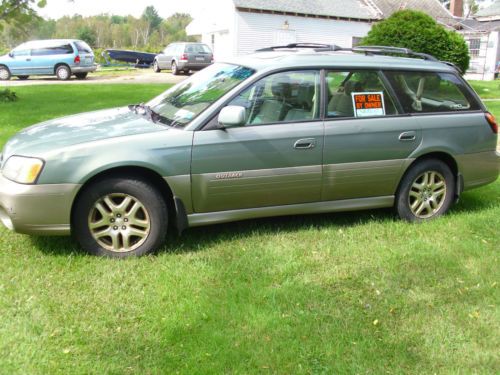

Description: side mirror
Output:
[8,52,13,58]
[218,106,246,128]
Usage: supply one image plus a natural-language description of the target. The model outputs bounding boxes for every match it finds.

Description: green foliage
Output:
[0,88,18,102]
[0,0,45,30]
[361,10,470,73]
[77,25,97,47]
[142,5,162,32]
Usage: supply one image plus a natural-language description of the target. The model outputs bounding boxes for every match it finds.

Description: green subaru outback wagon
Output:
[1,44,499,257]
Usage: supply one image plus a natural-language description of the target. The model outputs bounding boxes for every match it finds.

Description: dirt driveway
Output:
[3,70,187,86]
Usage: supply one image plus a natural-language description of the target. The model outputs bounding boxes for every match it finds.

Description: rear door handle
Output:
[294,138,316,149]
[399,131,416,141]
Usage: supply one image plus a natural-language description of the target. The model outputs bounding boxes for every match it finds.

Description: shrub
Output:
[361,10,470,73]
[0,88,17,102]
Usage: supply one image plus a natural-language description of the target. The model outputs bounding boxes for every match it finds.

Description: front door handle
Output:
[399,131,416,141]
[294,138,316,149]
[26,58,31,61]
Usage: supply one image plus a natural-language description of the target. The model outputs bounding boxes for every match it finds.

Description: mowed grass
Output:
[0,83,499,374]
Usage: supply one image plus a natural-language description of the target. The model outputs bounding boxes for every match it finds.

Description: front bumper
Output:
[71,64,97,74]
[0,174,80,235]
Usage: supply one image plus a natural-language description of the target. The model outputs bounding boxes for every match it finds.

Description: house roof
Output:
[232,0,380,20]
[232,0,455,24]
[475,0,500,17]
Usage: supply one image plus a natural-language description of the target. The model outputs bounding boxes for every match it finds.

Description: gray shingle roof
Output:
[475,0,500,17]
[232,0,455,24]
[232,0,380,20]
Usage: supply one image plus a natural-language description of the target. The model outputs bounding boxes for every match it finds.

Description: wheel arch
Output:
[396,151,461,199]
[54,62,71,75]
[70,165,185,234]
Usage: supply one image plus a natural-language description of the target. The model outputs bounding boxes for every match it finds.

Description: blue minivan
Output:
[0,39,97,81]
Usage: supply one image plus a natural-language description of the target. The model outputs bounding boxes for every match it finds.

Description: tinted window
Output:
[384,71,480,113]
[32,44,74,56]
[228,70,320,125]
[326,71,398,118]
[74,41,92,53]
[185,44,211,53]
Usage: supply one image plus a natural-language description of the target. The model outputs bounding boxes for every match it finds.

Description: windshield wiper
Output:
[128,103,172,126]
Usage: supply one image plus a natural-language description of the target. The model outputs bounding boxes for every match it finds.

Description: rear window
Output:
[32,44,74,56]
[74,41,92,53]
[184,44,211,54]
[384,71,481,113]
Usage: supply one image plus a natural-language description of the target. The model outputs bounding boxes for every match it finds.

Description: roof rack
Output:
[254,43,460,72]
[351,45,439,61]
[255,43,343,52]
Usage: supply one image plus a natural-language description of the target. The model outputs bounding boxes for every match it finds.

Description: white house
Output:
[186,0,455,61]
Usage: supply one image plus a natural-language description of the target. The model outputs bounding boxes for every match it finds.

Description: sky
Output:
[36,0,212,20]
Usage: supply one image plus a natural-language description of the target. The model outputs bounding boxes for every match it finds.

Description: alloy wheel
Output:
[408,171,447,219]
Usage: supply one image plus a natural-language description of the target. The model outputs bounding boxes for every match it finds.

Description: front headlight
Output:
[2,156,44,184]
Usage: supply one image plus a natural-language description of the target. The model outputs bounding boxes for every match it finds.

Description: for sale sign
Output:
[351,92,385,117]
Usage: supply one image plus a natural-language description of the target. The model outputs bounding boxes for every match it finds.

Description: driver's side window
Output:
[12,49,30,57]
[228,70,320,126]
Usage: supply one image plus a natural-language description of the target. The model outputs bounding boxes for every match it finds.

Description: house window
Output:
[468,38,481,58]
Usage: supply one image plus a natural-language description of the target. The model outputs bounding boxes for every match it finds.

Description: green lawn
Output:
[0,83,499,374]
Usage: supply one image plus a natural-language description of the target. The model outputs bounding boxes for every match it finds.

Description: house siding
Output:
[235,11,372,55]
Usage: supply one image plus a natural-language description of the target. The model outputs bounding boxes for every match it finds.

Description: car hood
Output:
[2,107,168,157]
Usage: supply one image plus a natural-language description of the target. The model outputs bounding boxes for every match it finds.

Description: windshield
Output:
[148,63,254,127]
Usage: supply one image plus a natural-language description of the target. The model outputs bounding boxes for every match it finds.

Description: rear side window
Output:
[32,44,74,56]
[384,71,481,113]
[74,41,92,53]
[326,71,398,118]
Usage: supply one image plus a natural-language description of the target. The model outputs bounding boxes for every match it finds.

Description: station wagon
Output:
[0,44,498,257]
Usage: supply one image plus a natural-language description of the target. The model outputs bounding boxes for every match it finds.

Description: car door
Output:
[191,70,324,213]
[8,47,32,75]
[322,70,421,201]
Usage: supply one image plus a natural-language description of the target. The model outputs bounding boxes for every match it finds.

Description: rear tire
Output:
[396,159,455,222]
[171,61,179,75]
[0,66,11,81]
[56,65,71,80]
[73,177,168,257]
[153,60,161,73]
[75,72,88,79]
[17,75,29,80]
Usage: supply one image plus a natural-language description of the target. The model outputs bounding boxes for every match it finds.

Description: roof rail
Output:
[256,43,343,52]
[352,45,439,61]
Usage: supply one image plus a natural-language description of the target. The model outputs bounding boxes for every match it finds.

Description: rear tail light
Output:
[180,53,188,61]
[211,55,214,63]
[74,55,80,64]
[485,112,498,134]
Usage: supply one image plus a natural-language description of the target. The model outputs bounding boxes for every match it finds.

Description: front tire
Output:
[73,178,168,257]
[396,159,455,222]
[56,65,71,80]
[0,66,11,81]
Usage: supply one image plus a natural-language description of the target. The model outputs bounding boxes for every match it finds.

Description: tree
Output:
[361,10,470,73]
[77,25,96,46]
[0,0,46,30]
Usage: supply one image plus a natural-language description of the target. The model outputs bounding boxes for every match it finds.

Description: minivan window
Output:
[228,70,320,125]
[326,71,398,118]
[148,63,254,127]
[384,71,481,113]
[31,44,74,56]
[74,41,92,53]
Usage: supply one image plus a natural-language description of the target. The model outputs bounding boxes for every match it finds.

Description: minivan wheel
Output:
[17,75,29,80]
[153,60,161,73]
[73,178,168,257]
[0,66,11,80]
[56,65,71,80]
[396,159,455,221]
[171,61,179,75]
[75,72,88,79]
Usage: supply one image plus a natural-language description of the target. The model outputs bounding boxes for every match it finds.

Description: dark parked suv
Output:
[153,42,213,75]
